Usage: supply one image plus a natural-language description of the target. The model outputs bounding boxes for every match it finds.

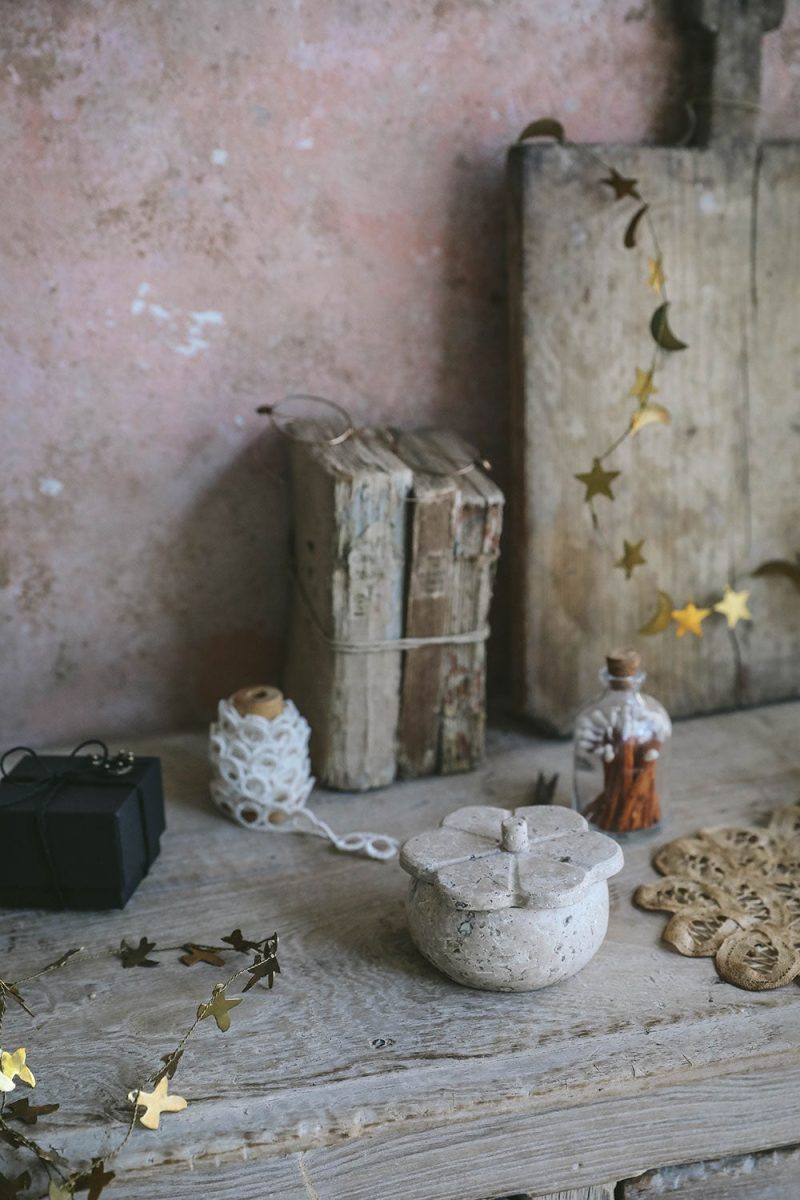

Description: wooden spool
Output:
[231,685,285,721]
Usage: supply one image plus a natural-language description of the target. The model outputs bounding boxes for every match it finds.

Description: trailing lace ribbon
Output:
[208,699,398,861]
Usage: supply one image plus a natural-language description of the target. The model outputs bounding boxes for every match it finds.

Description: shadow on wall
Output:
[167,428,291,728]
[438,148,512,702]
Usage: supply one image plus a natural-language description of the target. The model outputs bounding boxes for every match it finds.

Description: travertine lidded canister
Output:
[400,805,623,992]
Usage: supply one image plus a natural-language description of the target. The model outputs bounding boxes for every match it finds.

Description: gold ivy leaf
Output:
[615,539,647,579]
[623,203,649,248]
[44,949,82,972]
[4,1097,59,1124]
[714,585,753,629]
[152,1048,184,1087]
[629,367,658,403]
[648,256,666,293]
[650,302,688,351]
[0,1049,34,1088]
[197,984,242,1032]
[0,981,33,1019]
[0,1172,31,1200]
[639,591,675,635]
[179,944,225,967]
[49,1182,73,1200]
[222,929,262,954]
[601,167,641,201]
[574,459,620,502]
[629,401,671,435]
[242,951,281,993]
[532,771,559,805]
[672,601,711,638]
[517,117,565,143]
[128,1077,188,1131]
[73,1160,115,1200]
[119,937,159,968]
[752,557,800,593]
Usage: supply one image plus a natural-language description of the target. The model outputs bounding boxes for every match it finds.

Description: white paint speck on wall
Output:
[211,148,228,165]
[128,285,225,357]
[39,478,64,497]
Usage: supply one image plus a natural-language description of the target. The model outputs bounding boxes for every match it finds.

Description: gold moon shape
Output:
[630,402,671,435]
[650,303,688,351]
[639,590,675,636]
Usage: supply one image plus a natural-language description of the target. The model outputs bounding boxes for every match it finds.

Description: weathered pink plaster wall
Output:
[2,1,798,743]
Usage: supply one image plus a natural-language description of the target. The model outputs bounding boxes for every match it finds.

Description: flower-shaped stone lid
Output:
[400,805,624,911]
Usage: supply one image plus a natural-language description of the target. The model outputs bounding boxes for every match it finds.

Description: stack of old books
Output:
[283,428,504,790]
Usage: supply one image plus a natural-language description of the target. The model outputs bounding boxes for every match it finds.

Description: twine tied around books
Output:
[292,566,490,655]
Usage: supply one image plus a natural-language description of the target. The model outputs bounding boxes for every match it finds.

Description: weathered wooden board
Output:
[1,703,798,1199]
[508,138,800,733]
[623,1141,800,1199]
[511,1188,615,1200]
[284,431,412,789]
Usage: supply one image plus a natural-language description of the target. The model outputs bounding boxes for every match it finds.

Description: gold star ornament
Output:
[615,539,647,579]
[574,459,620,502]
[601,168,641,201]
[647,256,666,293]
[672,601,711,638]
[0,1049,34,1090]
[197,984,242,1032]
[128,1077,188,1130]
[714,585,752,630]
[629,367,658,404]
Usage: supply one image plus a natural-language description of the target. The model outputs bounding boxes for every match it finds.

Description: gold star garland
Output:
[517,118,765,640]
[0,928,280,1197]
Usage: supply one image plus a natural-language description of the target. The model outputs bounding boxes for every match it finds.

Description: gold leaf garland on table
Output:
[634,803,800,990]
[0,929,280,1198]
[516,119,781,643]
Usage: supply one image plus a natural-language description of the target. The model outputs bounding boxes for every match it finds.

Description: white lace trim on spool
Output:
[209,697,398,861]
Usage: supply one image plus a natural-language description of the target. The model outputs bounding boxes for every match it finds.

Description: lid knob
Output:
[501,815,529,853]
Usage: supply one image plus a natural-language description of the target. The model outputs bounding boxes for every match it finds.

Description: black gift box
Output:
[0,753,165,910]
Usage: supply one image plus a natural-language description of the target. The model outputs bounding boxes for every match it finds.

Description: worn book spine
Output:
[392,435,457,777]
[394,431,504,777]
[438,436,504,773]
[284,430,412,791]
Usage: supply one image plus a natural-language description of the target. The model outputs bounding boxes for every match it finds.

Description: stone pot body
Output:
[400,805,623,993]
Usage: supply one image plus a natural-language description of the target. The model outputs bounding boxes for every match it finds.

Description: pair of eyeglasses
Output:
[256,395,490,478]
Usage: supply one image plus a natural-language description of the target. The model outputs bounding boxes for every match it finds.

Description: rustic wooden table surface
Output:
[2,703,799,1200]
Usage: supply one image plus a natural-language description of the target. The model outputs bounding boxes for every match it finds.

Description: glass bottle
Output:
[573,648,671,838]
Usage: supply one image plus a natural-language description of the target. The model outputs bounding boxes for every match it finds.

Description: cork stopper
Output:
[231,685,285,720]
[605,647,642,690]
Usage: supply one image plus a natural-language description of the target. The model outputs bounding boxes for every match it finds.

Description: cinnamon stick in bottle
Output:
[574,648,671,836]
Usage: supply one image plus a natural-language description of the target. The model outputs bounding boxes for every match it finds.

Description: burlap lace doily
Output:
[634,802,800,990]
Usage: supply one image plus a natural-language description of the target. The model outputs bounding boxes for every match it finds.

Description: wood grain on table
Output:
[1,704,798,1199]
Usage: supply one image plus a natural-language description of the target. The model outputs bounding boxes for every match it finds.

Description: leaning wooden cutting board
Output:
[508,1,800,733]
